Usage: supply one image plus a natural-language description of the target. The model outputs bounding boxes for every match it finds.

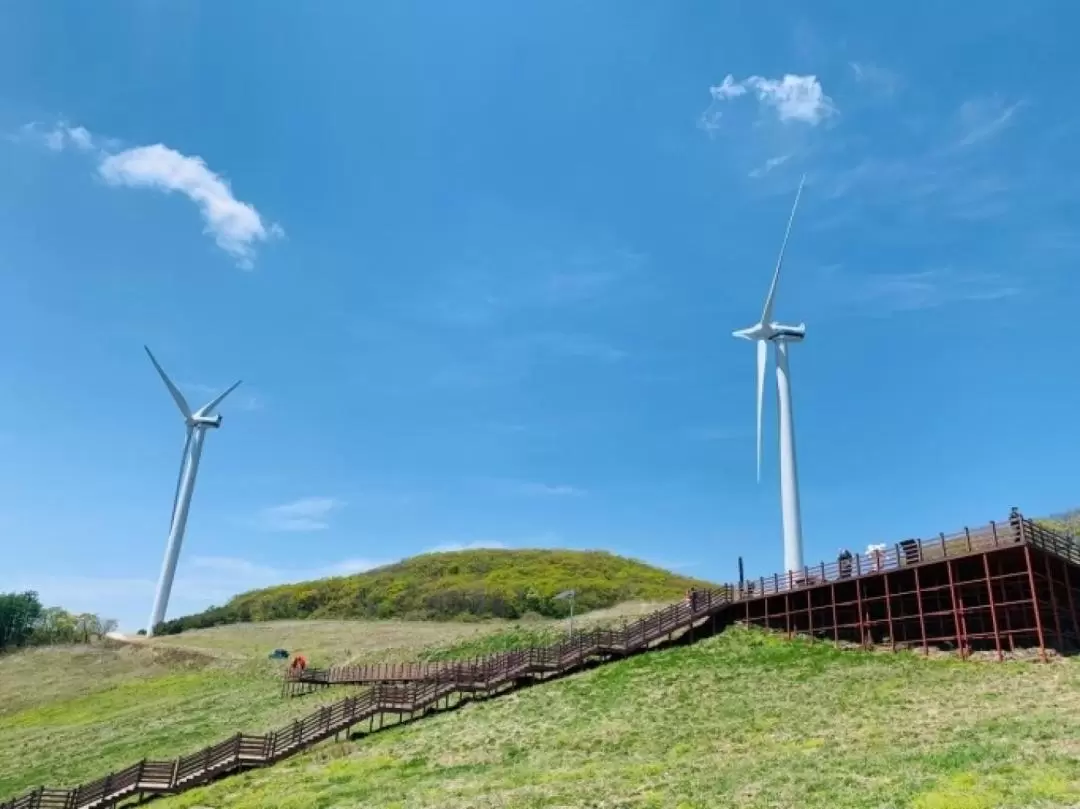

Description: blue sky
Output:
[2,1,1079,631]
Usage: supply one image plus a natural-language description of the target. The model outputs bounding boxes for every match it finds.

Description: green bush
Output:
[156,549,716,635]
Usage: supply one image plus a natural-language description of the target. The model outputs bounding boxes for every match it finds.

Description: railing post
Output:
[983,553,1003,661]
[991,520,999,546]
[1023,544,1048,662]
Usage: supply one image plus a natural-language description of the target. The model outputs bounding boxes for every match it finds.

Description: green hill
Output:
[156,549,715,635]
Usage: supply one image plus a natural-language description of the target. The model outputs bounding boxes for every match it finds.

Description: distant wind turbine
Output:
[144,346,241,635]
[732,175,808,575]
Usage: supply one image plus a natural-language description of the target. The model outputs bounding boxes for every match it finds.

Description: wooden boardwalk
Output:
[5,511,1079,809]
[1,589,732,809]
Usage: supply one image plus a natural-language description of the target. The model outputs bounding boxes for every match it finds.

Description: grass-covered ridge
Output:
[157,628,1080,809]
[0,604,660,799]
[157,548,714,634]
[0,617,519,797]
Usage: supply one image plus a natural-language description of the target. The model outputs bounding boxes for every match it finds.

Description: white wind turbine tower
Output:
[733,175,808,576]
[144,346,241,635]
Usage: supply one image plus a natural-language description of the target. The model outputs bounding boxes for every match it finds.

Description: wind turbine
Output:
[144,346,241,635]
[732,175,808,576]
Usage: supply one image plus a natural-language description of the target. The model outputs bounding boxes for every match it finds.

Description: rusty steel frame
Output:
[735,514,1080,660]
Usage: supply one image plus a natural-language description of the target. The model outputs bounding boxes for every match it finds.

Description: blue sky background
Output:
[2,1,1078,631]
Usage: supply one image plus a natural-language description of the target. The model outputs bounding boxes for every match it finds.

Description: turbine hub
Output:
[732,322,774,341]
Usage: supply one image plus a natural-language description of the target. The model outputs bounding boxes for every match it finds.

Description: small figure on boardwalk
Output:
[290,654,308,672]
[686,588,698,612]
[837,548,853,579]
[1009,506,1023,543]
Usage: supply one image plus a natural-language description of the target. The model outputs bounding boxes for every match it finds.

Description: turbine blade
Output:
[756,339,767,483]
[760,174,806,325]
[145,346,192,419]
[169,426,194,532]
[195,379,243,418]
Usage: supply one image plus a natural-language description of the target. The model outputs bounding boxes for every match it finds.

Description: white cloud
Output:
[19,121,100,152]
[749,154,793,178]
[709,74,748,101]
[707,73,836,126]
[99,143,282,268]
[255,497,344,532]
[20,120,280,268]
[66,126,94,151]
[954,97,1023,148]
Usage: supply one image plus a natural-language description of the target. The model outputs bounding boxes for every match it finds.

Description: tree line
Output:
[0,591,118,652]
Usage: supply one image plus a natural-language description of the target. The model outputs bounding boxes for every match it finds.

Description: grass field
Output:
[0,604,663,799]
[6,610,1080,808]
[144,628,1080,809]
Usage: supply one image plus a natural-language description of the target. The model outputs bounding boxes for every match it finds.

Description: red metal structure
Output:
[734,514,1079,661]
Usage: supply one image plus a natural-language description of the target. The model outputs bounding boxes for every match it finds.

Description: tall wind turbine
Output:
[733,175,808,575]
[144,346,241,635]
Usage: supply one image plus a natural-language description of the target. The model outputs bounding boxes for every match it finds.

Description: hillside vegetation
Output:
[152,628,1080,809]
[156,549,712,634]
[0,591,117,652]
[0,604,657,799]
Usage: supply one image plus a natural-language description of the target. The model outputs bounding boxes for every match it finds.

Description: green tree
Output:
[0,591,43,650]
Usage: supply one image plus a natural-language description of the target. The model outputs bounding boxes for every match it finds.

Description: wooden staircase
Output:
[2,589,733,809]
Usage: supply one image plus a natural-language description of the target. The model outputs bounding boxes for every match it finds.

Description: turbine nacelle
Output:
[732,322,806,343]
[769,323,806,342]
[191,413,224,429]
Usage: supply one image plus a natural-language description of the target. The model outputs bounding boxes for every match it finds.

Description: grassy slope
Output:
[152,628,1080,809]
[0,619,509,797]
[0,604,660,799]
[160,549,714,632]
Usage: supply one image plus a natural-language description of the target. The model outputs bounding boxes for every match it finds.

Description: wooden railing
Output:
[6,512,1077,809]
[289,586,730,688]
